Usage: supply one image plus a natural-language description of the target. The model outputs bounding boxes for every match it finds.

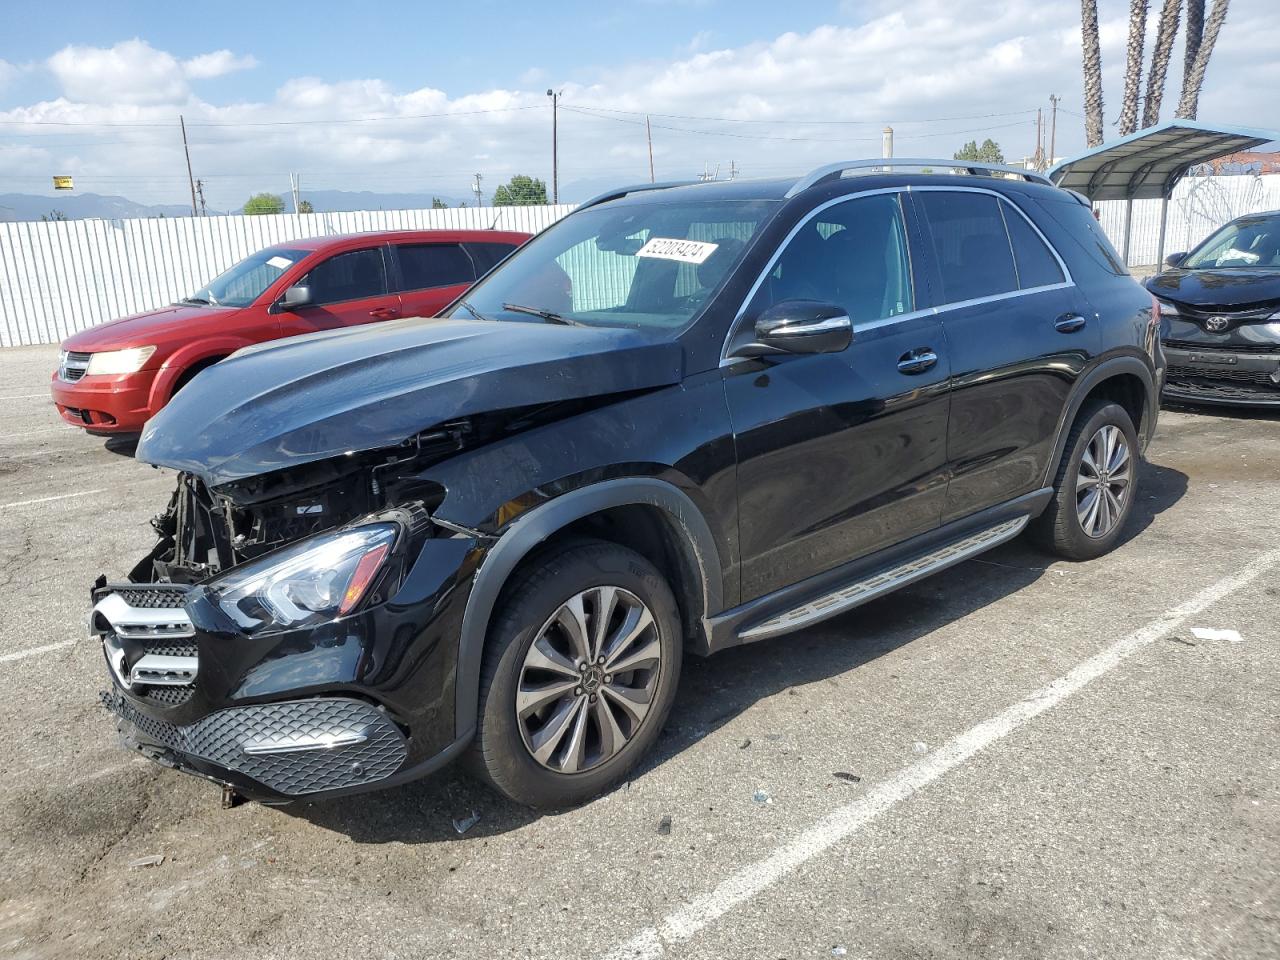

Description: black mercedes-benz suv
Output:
[1147,210,1280,408]
[92,160,1162,809]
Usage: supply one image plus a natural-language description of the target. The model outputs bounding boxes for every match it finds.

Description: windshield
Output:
[185,247,309,307]
[445,199,778,331]
[1183,217,1280,269]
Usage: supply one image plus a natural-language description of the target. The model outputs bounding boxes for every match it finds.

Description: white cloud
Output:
[183,50,258,80]
[7,1,1278,209]
[0,59,16,92]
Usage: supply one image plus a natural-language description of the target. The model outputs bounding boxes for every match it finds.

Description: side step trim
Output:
[738,515,1029,642]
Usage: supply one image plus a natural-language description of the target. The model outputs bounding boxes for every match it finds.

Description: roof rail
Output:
[576,179,701,211]
[785,159,1054,198]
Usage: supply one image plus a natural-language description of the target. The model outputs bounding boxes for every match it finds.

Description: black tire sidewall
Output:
[1050,401,1141,559]
[471,541,682,808]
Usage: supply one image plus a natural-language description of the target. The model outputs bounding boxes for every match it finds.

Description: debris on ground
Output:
[833,772,862,784]
[128,854,165,868]
[739,738,752,750]
[912,741,929,755]
[1190,627,1244,643]
[657,815,673,836]
[452,810,481,835]
[752,789,773,805]
[832,947,848,956]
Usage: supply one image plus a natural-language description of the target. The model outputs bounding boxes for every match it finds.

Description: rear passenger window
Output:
[1002,202,1066,288]
[917,192,1018,303]
[396,243,475,290]
[465,242,519,275]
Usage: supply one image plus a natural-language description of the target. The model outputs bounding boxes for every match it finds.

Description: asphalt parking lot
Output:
[1,343,1278,960]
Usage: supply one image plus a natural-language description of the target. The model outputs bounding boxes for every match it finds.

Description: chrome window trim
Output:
[719,185,1076,367]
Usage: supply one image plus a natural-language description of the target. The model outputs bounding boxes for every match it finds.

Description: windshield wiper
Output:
[458,299,492,322]
[502,302,587,327]
[178,296,211,306]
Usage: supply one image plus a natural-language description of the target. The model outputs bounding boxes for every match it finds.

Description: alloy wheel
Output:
[515,586,662,774]
[1075,424,1131,539]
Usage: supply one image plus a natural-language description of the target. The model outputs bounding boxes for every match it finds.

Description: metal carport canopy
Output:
[1047,119,1279,265]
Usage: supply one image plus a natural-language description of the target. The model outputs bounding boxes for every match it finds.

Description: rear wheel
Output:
[1032,400,1140,560]
[466,539,682,808]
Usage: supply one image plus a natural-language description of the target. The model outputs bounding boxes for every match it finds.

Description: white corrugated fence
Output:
[0,205,574,347]
[2,176,1278,348]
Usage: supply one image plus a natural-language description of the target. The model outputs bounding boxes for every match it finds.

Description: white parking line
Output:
[0,640,75,664]
[0,489,107,510]
[601,547,1280,960]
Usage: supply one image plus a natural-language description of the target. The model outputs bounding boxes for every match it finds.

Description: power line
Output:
[565,105,1041,126]
[0,105,542,127]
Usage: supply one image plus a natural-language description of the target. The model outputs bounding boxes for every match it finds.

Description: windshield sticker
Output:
[266,255,294,270]
[635,237,720,264]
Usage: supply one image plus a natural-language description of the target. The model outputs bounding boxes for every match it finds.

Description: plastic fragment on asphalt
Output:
[657,815,673,836]
[912,741,929,754]
[752,789,773,805]
[1190,627,1244,643]
[452,810,481,835]
[832,947,848,956]
[833,771,861,783]
[128,854,165,868]
[739,738,751,749]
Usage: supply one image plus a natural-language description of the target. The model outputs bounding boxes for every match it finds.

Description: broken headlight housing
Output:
[208,523,397,635]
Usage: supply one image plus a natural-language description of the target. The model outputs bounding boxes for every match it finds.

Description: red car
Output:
[51,229,529,434]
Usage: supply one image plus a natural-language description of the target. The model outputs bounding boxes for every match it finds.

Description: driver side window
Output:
[302,248,388,306]
[750,193,914,324]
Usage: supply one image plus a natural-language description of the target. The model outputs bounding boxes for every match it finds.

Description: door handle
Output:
[897,348,938,375]
[369,306,400,320]
[1054,313,1087,333]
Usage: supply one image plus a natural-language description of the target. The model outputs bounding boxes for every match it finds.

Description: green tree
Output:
[431,197,448,209]
[297,199,314,214]
[491,174,548,206]
[41,210,68,222]
[953,139,1006,164]
[243,193,285,215]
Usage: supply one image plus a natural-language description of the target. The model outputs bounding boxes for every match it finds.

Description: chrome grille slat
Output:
[93,590,198,694]
[59,350,92,382]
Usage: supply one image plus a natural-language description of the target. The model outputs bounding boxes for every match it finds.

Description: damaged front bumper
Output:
[91,526,487,803]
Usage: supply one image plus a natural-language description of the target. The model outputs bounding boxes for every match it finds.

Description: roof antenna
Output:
[488,210,503,230]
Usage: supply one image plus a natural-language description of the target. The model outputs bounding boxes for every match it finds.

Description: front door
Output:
[277,245,401,336]
[392,242,479,318]
[724,192,952,602]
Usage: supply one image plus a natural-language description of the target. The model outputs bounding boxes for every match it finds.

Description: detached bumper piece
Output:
[101,687,409,797]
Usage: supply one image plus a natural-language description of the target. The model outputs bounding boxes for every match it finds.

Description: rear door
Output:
[277,244,401,335]
[724,191,952,601]
[910,188,1099,521]
[391,242,478,317]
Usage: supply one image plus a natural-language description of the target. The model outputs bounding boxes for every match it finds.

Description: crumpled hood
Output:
[1147,268,1280,309]
[137,316,683,487]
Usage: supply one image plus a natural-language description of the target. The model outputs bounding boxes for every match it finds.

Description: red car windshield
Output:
[183,247,310,308]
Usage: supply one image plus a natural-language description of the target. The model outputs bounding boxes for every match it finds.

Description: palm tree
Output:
[1081,0,1105,147]
[1116,0,1149,136]
[1142,0,1182,127]
[1176,0,1230,118]
[1183,0,1205,80]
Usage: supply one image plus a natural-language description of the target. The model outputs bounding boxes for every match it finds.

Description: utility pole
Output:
[290,173,301,213]
[1048,94,1060,168]
[546,89,560,204]
[646,115,655,184]
[882,125,894,159]
[728,160,738,180]
[1034,108,1044,170]
[195,178,208,216]
[472,172,483,208]
[180,114,198,217]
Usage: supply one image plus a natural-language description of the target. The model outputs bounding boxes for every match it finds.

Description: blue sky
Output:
[1,0,1275,208]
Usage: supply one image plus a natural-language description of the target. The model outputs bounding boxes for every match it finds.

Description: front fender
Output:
[450,477,722,737]
[147,336,257,412]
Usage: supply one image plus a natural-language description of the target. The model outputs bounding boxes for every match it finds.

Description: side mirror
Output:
[1164,252,1187,268]
[280,284,312,310]
[736,300,852,358]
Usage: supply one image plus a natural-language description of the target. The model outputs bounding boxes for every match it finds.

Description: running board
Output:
[738,515,1030,642]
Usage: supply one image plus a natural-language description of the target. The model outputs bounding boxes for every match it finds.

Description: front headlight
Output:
[1157,300,1180,317]
[209,523,397,635]
[86,345,157,375]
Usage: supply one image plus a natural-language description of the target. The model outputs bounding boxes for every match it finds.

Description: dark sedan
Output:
[1148,211,1280,407]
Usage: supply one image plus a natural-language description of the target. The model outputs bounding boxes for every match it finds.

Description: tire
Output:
[1031,400,1140,561]
[466,539,682,808]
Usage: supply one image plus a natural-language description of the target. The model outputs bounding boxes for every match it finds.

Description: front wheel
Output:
[1032,400,1140,561]
[466,539,682,808]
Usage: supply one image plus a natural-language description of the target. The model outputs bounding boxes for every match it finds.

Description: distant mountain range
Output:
[0,177,646,222]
